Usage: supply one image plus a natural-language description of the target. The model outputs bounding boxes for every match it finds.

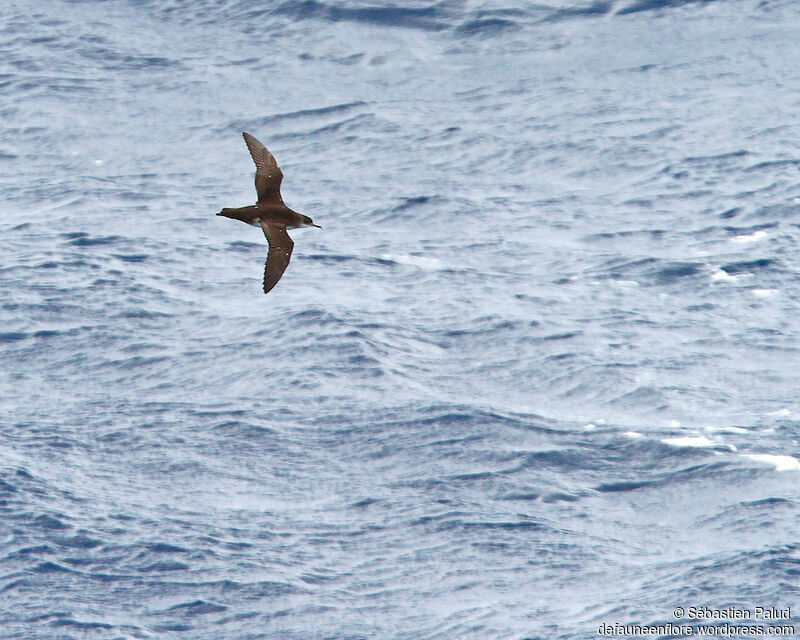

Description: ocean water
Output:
[2,0,800,638]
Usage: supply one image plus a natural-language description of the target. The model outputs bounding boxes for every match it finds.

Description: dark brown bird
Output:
[218,132,321,294]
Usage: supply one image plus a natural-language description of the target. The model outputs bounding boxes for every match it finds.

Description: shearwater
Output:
[218,132,321,294]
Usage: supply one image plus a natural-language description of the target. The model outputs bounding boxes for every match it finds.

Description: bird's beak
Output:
[311,224,322,229]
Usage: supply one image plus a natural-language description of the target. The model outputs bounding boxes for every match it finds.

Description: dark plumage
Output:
[218,132,321,294]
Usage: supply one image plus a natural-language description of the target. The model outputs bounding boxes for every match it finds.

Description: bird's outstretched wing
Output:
[243,132,284,204]
[260,221,294,294]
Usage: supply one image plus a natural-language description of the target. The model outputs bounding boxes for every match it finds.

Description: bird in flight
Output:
[218,132,321,294]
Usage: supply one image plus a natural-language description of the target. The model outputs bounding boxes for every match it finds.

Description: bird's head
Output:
[302,215,322,229]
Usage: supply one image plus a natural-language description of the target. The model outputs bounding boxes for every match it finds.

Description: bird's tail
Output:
[217,205,259,222]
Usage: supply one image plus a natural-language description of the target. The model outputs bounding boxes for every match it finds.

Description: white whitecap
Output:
[742,453,800,472]
[752,288,778,298]
[623,431,645,439]
[711,268,738,282]
[766,408,792,417]
[732,230,767,243]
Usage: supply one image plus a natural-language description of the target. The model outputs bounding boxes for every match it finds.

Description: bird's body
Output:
[218,132,320,294]
[219,203,307,228]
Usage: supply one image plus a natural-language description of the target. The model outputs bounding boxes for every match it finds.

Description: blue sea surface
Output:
[2,0,800,638]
